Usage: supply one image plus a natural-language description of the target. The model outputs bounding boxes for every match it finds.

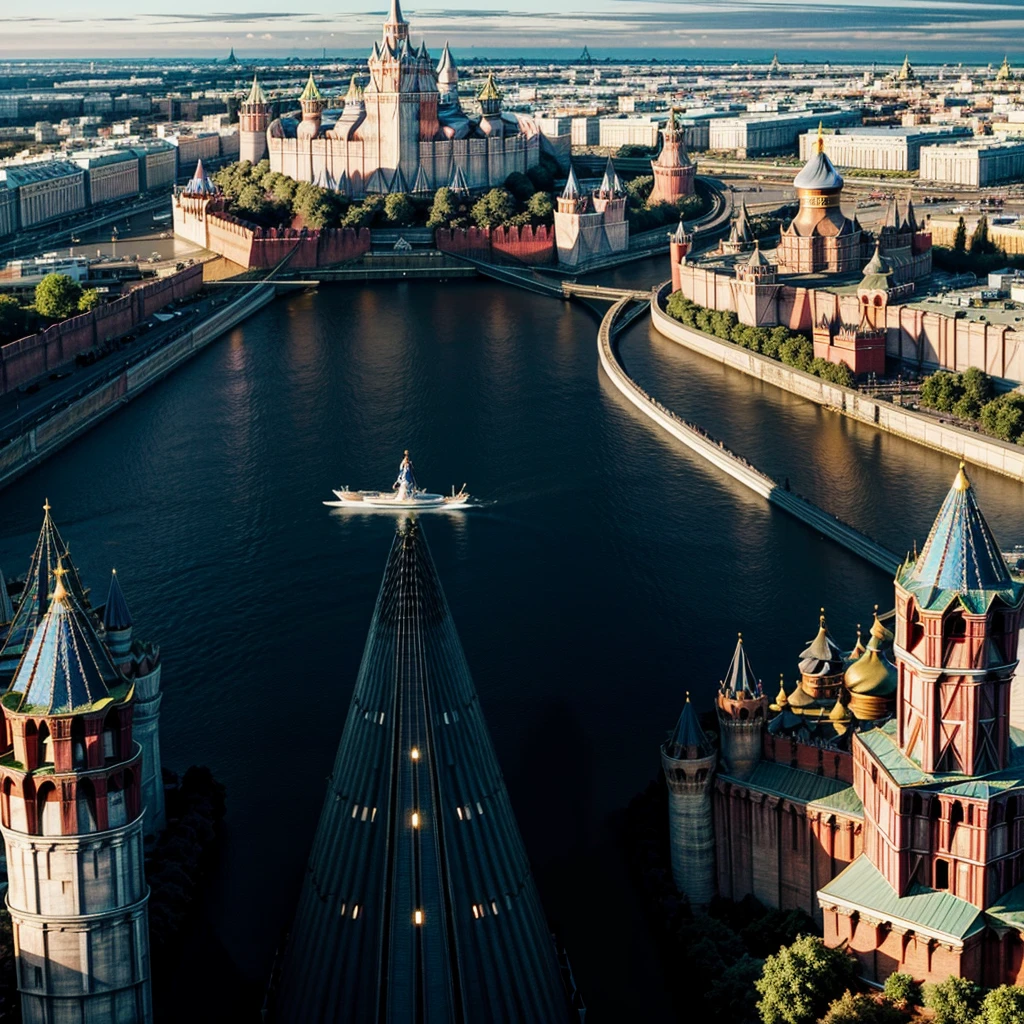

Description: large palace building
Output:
[664,464,1024,988]
[251,0,544,197]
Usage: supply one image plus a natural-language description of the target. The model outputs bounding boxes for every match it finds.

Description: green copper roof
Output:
[724,760,850,805]
[300,72,322,102]
[808,786,864,818]
[986,881,1024,932]
[819,856,984,943]
[898,464,1022,613]
[478,71,502,102]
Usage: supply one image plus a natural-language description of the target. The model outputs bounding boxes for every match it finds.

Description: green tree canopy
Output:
[34,273,83,321]
[978,985,1024,1024]
[754,934,857,1024]
[970,214,996,255]
[820,990,904,1024]
[471,188,517,229]
[0,294,26,339]
[77,288,103,313]
[427,187,458,229]
[924,976,983,1024]
[384,192,414,226]
[882,972,922,1011]
[504,171,535,203]
[526,163,555,193]
[525,191,554,223]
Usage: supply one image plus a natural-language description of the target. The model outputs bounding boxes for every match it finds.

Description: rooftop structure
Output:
[274,520,571,1022]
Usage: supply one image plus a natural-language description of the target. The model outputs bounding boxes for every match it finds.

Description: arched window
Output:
[107,777,127,829]
[102,711,118,762]
[908,605,925,651]
[75,778,97,834]
[36,782,60,837]
[936,859,950,890]
[38,722,53,767]
[71,718,86,769]
[950,800,965,849]
[911,793,923,817]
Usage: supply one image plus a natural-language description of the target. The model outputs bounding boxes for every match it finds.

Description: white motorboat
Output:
[324,451,470,510]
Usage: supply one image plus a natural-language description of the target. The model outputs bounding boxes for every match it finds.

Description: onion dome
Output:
[829,695,848,721]
[786,681,817,710]
[5,564,121,716]
[845,615,897,697]
[103,569,132,633]
[799,610,845,678]
[300,72,322,103]
[666,694,713,759]
[900,462,1023,613]
[849,624,865,661]
[720,633,761,698]
[794,125,844,191]
[770,674,788,711]
[860,242,892,291]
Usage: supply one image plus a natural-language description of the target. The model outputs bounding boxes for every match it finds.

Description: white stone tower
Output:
[103,569,166,836]
[661,693,717,906]
[239,74,270,166]
[0,563,152,1024]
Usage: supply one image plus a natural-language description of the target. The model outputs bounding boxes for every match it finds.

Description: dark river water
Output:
[0,255,1021,1021]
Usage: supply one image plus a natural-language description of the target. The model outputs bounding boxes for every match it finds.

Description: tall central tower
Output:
[274,521,572,1022]
[382,0,409,49]
[239,74,271,165]
[0,563,152,1024]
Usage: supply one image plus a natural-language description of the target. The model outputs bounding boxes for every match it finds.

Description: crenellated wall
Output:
[0,265,203,396]
[435,224,555,265]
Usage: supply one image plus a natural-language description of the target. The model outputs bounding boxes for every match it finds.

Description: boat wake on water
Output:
[323,451,474,512]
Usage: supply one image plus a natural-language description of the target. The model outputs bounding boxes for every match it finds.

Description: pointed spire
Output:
[798,609,845,677]
[274,521,570,1020]
[671,219,689,244]
[245,74,268,106]
[599,157,621,195]
[300,72,322,103]
[345,73,364,102]
[7,558,120,715]
[478,71,503,102]
[562,164,581,200]
[666,693,713,759]
[412,164,431,193]
[850,624,866,661]
[448,163,470,195]
[901,462,1022,610]
[103,569,133,633]
[771,673,789,711]
[185,159,217,196]
[721,633,760,697]
[386,0,406,25]
[437,40,455,75]
[814,121,825,155]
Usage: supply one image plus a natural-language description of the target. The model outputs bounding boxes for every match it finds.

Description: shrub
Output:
[504,171,535,203]
[882,972,921,1010]
[471,188,517,229]
[34,272,83,320]
[77,288,103,313]
[980,393,1024,443]
[0,294,26,339]
[978,985,1024,1024]
[525,190,554,224]
[924,976,983,1024]
[820,990,905,1024]
[384,192,414,226]
[755,935,857,1024]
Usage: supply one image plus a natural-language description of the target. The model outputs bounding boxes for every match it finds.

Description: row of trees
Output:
[758,939,1024,1024]
[624,174,705,232]
[665,292,856,387]
[211,156,564,233]
[919,366,1024,444]
[0,274,103,343]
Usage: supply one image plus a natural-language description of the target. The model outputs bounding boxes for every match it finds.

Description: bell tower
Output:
[895,463,1024,776]
[239,74,270,165]
[0,562,152,1023]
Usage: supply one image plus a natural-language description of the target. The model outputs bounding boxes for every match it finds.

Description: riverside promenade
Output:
[597,293,901,576]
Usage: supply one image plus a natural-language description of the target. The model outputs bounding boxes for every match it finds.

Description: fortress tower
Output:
[662,695,717,905]
[554,160,629,268]
[239,74,271,166]
[733,241,780,327]
[0,563,152,1024]
[274,521,572,1021]
[103,570,166,836]
[650,109,695,205]
[669,219,691,292]
[716,635,767,780]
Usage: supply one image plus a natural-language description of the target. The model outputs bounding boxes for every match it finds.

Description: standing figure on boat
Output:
[394,450,417,499]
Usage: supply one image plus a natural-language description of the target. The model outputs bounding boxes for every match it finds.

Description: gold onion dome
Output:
[787,681,817,710]
[829,695,848,721]
[798,610,845,677]
[771,674,788,711]
[849,624,866,661]
[478,72,502,102]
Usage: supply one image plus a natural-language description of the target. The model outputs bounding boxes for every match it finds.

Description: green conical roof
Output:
[478,71,502,102]
[300,72,322,102]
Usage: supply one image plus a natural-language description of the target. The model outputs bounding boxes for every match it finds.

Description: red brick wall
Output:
[762,735,853,784]
[436,225,555,265]
[0,265,203,396]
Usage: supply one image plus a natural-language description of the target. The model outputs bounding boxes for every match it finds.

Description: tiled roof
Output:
[819,856,984,943]
[666,697,713,759]
[726,760,850,805]
[985,881,1024,931]
[899,464,1022,613]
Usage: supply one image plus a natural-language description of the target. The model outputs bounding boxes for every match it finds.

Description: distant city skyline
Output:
[0,0,1022,59]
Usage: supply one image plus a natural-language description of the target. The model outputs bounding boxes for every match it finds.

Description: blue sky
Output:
[1,0,1021,58]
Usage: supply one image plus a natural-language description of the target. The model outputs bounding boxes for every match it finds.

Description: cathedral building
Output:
[665,465,1024,988]
[258,0,544,197]
[671,125,933,376]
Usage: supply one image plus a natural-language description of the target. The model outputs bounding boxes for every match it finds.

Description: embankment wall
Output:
[0,283,275,491]
[650,283,1024,482]
[0,265,204,396]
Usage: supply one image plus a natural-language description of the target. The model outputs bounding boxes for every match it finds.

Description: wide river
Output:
[0,255,1020,1020]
